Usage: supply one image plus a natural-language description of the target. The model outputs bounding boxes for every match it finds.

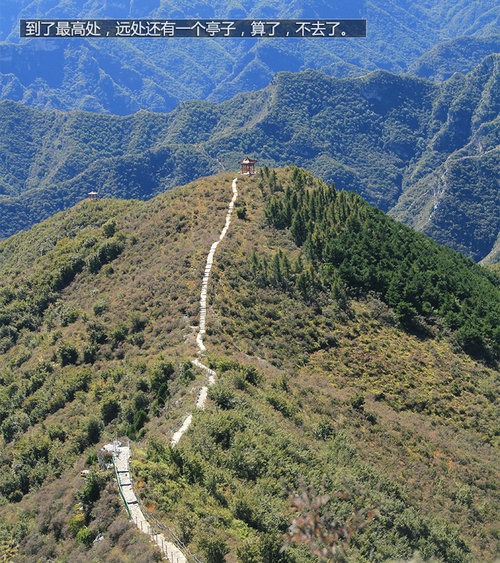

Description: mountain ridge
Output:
[0,168,498,561]
[1,55,498,262]
[0,1,498,114]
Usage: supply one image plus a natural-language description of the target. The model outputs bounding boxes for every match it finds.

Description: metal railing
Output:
[128,450,204,563]
[112,455,131,519]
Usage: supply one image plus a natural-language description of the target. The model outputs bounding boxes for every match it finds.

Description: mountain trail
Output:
[174,176,238,443]
[112,177,238,562]
[113,443,187,562]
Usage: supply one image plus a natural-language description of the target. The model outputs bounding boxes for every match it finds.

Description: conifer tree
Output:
[291,211,307,246]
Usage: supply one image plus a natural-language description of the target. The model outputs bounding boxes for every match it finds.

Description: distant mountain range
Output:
[1,55,498,262]
[0,0,498,114]
[408,35,500,80]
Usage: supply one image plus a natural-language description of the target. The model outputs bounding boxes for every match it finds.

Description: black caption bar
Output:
[20,19,366,38]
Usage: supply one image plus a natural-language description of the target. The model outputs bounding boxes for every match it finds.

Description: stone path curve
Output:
[112,177,238,562]
[172,177,238,443]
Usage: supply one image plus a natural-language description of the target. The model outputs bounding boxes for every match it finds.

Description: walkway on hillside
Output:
[113,444,187,562]
[112,178,238,562]
[172,177,238,444]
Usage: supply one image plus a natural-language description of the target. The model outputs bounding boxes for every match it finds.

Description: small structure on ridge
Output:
[239,156,257,175]
[88,191,99,200]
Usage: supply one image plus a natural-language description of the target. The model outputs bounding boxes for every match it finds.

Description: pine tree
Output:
[292,254,304,275]
[280,252,291,283]
[291,211,307,246]
[270,170,278,193]
[250,250,260,277]
[297,271,309,299]
[270,252,282,286]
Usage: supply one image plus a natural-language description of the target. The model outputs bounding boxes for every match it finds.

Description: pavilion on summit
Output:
[239,157,257,175]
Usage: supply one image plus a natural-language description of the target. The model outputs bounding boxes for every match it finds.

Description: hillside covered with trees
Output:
[0,169,498,561]
[1,54,499,263]
[1,0,498,114]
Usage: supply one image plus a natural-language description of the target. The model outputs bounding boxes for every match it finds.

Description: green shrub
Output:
[150,356,175,391]
[130,314,147,333]
[80,470,106,504]
[128,409,149,438]
[102,220,116,238]
[266,392,292,417]
[58,342,78,366]
[93,300,108,316]
[156,382,169,406]
[313,418,334,440]
[85,417,103,445]
[76,526,96,546]
[87,321,107,344]
[197,531,229,563]
[110,322,128,347]
[350,393,365,411]
[68,513,85,536]
[133,391,149,411]
[60,308,79,326]
[87,238,124,273]
[208,383,237,409]
[85,453,97,466]
[82,343,98,364]
[180,368,195,385]
[101,397,120,424]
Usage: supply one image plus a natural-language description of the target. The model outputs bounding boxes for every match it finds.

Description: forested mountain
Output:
[0,168,498,561]
[1,55,498,261]
[408,35,500,81]
[0,0,498,113]
[1,3,498,560]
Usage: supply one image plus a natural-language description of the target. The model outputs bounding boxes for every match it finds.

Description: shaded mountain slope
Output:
[0,169,498,561]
